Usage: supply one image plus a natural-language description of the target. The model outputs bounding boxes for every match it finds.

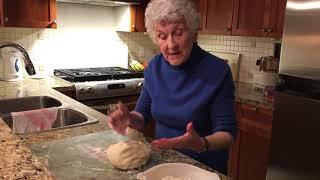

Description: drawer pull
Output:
[250,107,258,112]
[243,106,258,112]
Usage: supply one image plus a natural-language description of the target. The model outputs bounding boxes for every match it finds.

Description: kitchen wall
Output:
[118,32,280,83]
[0,3,130,77]
[0,2,280,83]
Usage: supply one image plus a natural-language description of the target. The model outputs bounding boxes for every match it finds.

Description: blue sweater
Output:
[135,44,236,173]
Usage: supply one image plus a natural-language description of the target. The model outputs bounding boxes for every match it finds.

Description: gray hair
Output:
[145,0,200,43]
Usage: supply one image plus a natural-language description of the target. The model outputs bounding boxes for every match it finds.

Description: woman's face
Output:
[154,21,197,66]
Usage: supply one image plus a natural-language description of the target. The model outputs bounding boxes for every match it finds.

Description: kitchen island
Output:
[0,77,231,180]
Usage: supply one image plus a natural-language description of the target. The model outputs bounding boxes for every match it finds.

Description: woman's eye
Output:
[175,29,183,36]
[158,34,166,40]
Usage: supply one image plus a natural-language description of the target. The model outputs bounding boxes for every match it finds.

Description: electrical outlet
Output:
[139,47,145,57]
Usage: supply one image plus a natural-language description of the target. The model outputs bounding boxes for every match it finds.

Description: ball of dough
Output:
[106,141,151,170]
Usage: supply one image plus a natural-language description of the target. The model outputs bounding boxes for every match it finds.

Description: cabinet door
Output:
[130,0,150,32]
[228,102,273,180]
[3,0,57,28]
[202,0,234,35]
[236,130,271,180]
[232,0,271,37]
[268,0,286,37]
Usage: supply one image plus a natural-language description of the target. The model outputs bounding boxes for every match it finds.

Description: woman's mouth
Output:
[168,52,181,57]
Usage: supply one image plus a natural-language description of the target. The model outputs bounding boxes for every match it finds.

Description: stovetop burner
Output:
[54,67,143,82]
[74,71,102,76]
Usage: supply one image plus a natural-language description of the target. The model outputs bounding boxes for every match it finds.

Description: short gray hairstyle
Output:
[145,0,200,43]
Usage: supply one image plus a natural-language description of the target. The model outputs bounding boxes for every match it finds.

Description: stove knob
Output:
[138,82,143,87]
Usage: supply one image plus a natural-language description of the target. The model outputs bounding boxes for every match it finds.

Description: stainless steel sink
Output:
[2,108,98,134]
[52,108,98,129]
[0,96,62,114]
[0,96,98,134]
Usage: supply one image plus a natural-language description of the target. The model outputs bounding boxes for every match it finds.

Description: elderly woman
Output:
[107,0,236,173]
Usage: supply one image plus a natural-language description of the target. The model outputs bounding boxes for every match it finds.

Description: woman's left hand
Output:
[151,122,203,152]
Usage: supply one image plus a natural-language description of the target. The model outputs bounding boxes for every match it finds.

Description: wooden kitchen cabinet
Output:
[129,0,150,32]
[129,0,201,33]
[201,0,234,35]
[199,0,286,37]
[1,0,57,28]
[232,0,271,37]
[228,102,273,180]
[232,0,286,38]
[268,0,287,37]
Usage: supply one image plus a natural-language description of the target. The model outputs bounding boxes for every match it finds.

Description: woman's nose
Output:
[167,35,177,49]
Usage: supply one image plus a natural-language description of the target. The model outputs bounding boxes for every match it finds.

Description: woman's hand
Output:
[107,102,131,135]
[151,122,204,152]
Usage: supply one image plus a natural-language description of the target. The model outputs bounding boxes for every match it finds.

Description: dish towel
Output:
[11,107,58,133]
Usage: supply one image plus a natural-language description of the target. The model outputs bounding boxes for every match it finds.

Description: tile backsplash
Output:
[0,2,280,83]
[0,3,129,78]
[118,32,280,83]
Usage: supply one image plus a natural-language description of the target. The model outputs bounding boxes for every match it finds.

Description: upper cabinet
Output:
[130,0,149,32]
[199,0,286,38]
[1,0,57,28]
[232,0,270,37]
[268,0,287,37]
[232,0,286,37]
[129,0,150,32]
[202,0,234,35]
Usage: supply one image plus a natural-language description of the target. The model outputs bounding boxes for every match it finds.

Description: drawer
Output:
[237,103,273,125]
[238,118,272,139]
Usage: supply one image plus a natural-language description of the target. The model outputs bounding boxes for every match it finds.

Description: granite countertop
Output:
[236,82,274,110]
[0,76,230,180]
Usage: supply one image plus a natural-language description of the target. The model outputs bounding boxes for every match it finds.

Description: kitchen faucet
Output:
[0,42,36,75]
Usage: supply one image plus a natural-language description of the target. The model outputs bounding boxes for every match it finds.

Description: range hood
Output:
[57,0,140,6]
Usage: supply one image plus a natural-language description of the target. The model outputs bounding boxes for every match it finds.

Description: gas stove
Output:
[54,67,143,82]
[54,67,144,100]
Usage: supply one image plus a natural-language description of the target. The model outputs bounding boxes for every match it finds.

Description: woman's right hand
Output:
[107,102,131,135]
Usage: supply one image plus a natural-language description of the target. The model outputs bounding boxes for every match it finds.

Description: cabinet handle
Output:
[267,28,273,32]
[224,27,231,32]
[243,106,258,112]
[48,20,57,28]
[4,17,8,23]
[249,107,258,112]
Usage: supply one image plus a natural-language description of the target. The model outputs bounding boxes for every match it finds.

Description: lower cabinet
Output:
[228,102,273,180]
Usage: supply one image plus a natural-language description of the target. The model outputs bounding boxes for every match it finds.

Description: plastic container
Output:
[136,163,220,180]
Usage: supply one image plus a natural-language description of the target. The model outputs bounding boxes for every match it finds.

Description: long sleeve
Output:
[210,66,236,137]
[135,72,152,123]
